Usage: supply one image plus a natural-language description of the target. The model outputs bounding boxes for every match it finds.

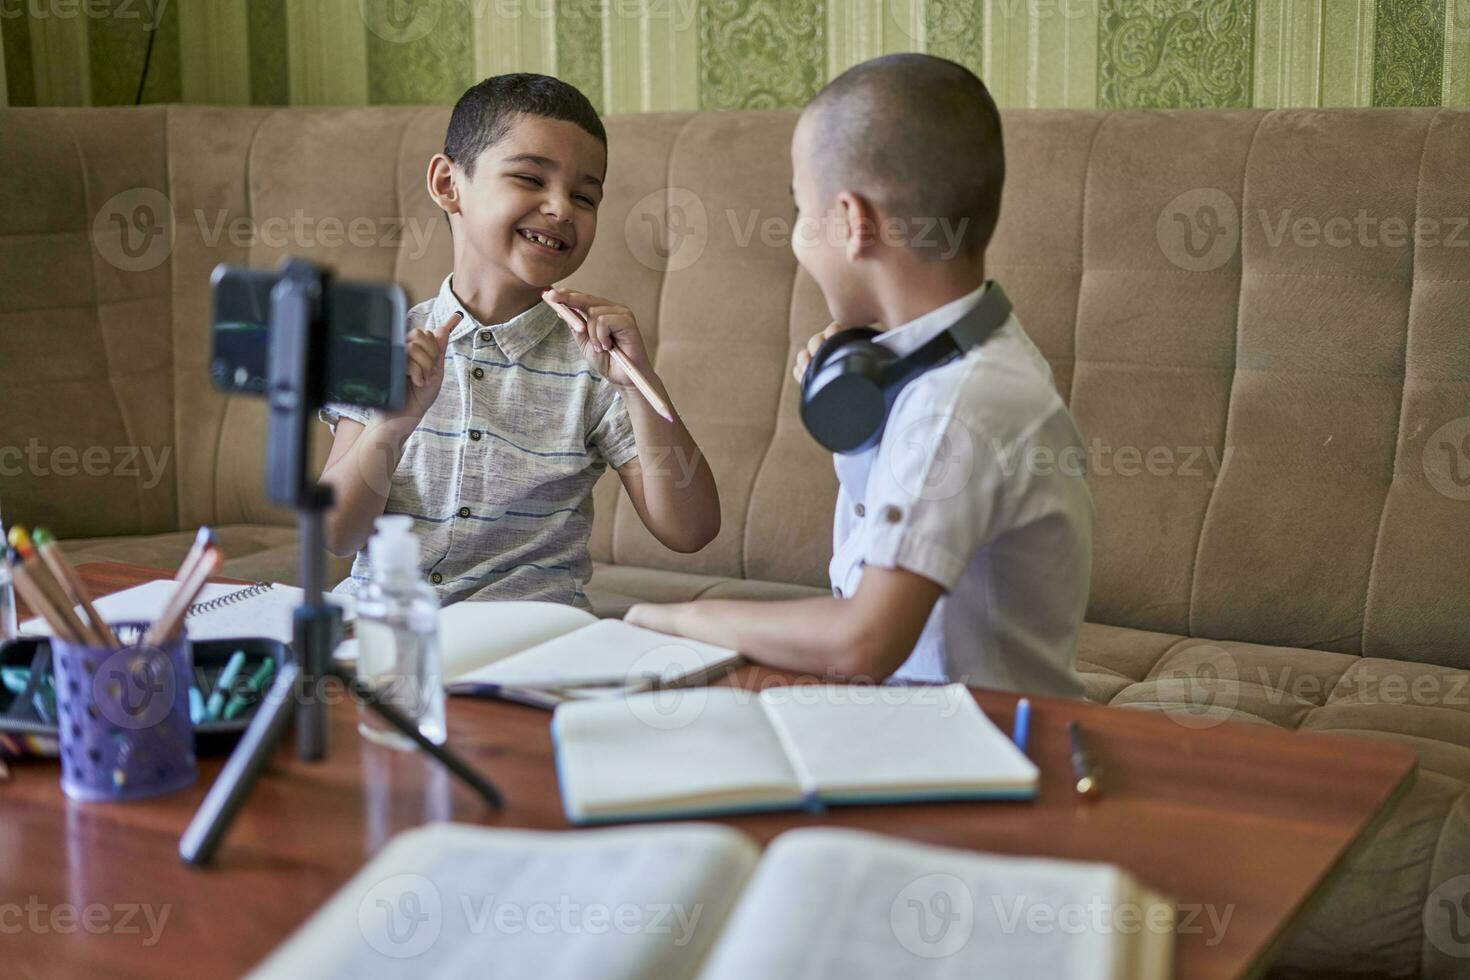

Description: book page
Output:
[453,618,740,692]
[697,828,1170,980]
[250,822,760,980]
[439,601,598,681]
[757,684,1038,801]
[552,687,804,822]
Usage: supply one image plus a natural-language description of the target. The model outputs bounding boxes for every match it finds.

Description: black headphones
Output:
[800,281,1012,454]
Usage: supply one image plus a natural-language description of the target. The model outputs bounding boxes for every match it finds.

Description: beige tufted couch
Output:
[2,104,1468,977]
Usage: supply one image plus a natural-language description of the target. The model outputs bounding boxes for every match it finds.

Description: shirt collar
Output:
[874,281,993,358]
[432,275,559,361]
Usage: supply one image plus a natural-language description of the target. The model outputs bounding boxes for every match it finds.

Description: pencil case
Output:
[0,635,288,759]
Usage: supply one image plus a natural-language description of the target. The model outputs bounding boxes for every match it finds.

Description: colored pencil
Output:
[32,528,117,646]
[7,528,95,645]
[175,527,216,585]
[145,547,222,646]
[7,552,80,643]
[544,297,677,423]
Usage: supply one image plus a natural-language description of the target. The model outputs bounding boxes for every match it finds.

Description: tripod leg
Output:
[179,661,301,866]
[328,663,504,809]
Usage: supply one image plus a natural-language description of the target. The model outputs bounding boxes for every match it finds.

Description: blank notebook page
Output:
[462,618,739,689]
[554,687,804,818]
[757,684,1038,798]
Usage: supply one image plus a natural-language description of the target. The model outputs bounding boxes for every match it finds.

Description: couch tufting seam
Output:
[616,114,698,566]
[68,109,149,536]
[1361,110,1437,664]
[1069,112,1110,411]
[740,260,803,581]
[163,105,179,530]
[389,109,417,294]
[213,109,276,524]
[1185,112,1267,642]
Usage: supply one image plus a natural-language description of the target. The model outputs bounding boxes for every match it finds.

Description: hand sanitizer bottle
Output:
[355,515,446,749]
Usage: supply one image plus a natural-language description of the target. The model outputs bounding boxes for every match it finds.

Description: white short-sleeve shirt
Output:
[829,281,1093,698]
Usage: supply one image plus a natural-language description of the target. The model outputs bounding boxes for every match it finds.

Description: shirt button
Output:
[469,429,482,441]
[479,329,492,343]
[457,506,471,518]
[472,367,485,380]
[883,505,903,524]
[854,503,865,518]
[430,572,443,585]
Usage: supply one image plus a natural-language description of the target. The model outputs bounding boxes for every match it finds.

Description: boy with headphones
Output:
[627,54,1093,697]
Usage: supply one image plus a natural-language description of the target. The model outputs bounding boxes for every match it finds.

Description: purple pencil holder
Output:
[50,622,197,802]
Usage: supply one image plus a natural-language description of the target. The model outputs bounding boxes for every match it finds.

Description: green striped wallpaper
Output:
[2,0,1467,110]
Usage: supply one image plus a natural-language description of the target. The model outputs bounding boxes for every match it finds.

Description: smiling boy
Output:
[320,74,720,608]
[627,55,1092,697]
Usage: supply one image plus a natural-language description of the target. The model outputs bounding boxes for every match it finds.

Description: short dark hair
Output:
[804,54,1005,258]
[444,73,606,176]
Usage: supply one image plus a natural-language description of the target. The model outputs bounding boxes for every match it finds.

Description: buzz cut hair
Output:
[803,54,1005,259]
[444,72,606,176]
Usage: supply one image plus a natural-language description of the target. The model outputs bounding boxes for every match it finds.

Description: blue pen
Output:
[1012,697,1031,753]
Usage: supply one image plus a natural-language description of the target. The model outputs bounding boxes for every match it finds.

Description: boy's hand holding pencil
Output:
[543,288,674,422]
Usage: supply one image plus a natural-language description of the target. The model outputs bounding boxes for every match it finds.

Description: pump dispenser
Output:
[355,515,446,748]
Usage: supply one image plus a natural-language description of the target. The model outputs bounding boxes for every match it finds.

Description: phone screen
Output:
[210,266,406,411]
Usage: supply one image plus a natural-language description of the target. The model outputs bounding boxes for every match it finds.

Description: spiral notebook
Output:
[19,581,354,646]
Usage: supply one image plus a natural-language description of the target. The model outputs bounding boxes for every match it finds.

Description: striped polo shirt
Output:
[321,274,637,609]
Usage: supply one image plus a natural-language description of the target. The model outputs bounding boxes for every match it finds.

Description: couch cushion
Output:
[1075,622,1470,979]
[61,525,353,587]
[585,562,827,619]
[0,107,179,540]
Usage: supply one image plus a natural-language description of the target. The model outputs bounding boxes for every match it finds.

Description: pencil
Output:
[145,547,222,646]
[543,296,677,423]
[32,528,117,646]
[7,528,96,645]
[7,551,80,643]
[175,526,215,584]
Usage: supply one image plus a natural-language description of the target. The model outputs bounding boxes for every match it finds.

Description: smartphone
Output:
[209,265,407,411]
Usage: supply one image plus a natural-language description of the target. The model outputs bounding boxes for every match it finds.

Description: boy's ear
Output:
[836,190,879,262]
[426,153,461,217]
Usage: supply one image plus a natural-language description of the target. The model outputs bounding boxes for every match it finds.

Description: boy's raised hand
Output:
[792,321,844,383]
[394,311,461,421]
[543,287,650,389]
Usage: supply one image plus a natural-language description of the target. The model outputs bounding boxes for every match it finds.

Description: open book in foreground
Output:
[437,602,742,709]
[552,684,1038,824]
[249,822,1174,980]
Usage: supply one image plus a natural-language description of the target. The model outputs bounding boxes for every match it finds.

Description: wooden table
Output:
[2,562,1415,979]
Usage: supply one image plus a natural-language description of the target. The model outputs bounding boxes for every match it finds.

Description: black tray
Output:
[0,636,288,758]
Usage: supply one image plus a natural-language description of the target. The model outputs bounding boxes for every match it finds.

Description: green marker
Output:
[205,650,247,721]
[223,657,275,721]
[1,667,29,696]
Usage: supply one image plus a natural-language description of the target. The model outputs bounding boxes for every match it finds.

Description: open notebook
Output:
[20,580,354,646]
[552,684,1038,824]
[249,822,1174,980]
[436,602,742,709]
